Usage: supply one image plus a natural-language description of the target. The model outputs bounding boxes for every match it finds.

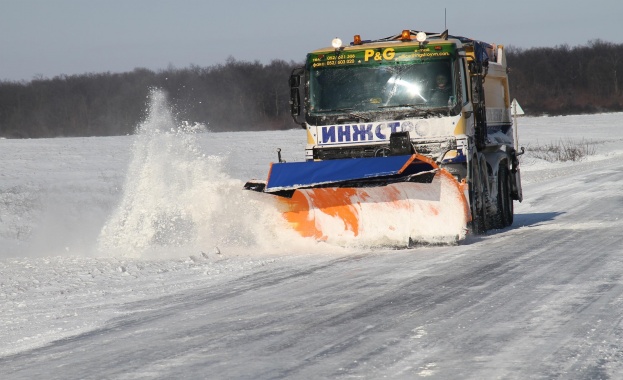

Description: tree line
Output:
[1,40,622,138]
[506,40,622,115]
[0,58,298,138]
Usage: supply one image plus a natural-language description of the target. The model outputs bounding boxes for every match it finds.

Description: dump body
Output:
[246,30,522,245]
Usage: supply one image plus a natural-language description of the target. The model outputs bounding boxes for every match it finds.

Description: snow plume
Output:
[97,89,317,258]
[99,90,231,257]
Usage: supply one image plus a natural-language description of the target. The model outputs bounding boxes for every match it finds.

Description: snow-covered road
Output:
[2,109,623,379]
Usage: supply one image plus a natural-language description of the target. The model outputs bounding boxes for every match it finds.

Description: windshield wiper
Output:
[377,104,423,109]
[319,108,372,122]
[377,105,442,118]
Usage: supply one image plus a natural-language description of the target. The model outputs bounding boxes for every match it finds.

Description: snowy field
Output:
[2,93,623,379]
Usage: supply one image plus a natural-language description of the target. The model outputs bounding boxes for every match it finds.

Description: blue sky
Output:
[2,0,622,81]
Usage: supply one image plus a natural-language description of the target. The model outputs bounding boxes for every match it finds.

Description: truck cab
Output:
[288,30,522,233]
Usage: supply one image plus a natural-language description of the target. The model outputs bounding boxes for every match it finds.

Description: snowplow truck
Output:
[245,30,523,246]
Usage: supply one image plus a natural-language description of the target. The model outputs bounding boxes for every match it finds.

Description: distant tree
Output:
[506,41,623,115]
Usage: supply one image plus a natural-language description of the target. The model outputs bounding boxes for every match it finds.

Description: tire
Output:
[469,156,487,235]
[492,163,509,229]
[479,158,491,232]
[495,164,514,228]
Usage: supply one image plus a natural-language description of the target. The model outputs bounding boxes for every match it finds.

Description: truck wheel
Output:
[469,158,487,235]
[479,155,491,232]
[494,164,511,228]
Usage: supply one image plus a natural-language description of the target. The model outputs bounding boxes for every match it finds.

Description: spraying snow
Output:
[99,90,245,256]
[97,89,336,258]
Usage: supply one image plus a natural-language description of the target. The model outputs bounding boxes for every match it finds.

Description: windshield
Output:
[309,59,456,115]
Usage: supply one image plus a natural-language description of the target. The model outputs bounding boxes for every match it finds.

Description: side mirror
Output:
[288,67,305,127]
[288,74,300,88]
[288,67,305,128]
[290,88,300,116]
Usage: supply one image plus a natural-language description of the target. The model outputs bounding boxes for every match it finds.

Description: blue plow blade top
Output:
[265,154,429,192]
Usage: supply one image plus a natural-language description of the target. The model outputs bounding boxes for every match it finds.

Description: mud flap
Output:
[511,168,523,202]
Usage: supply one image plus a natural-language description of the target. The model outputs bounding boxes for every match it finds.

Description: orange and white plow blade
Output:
[274,170,470,246]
